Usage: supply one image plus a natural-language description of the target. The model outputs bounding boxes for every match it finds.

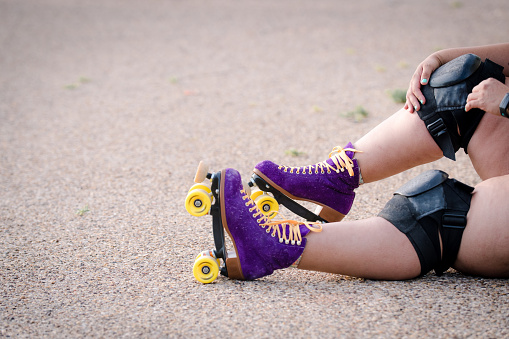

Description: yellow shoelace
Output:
[278,146,361,176]
[241,189,322,246]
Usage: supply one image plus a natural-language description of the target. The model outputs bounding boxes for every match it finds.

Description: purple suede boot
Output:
[220,168,322,280]
[253,143,361,222]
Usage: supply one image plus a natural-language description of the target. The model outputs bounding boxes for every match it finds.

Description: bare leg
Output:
[297,174,509,280]
[298,217,421,280]
[454,175,509,277]
[354,108,443,183]
[453,104,509,276]
[467,113,509,180]
[293,109,434,279]
[296,108,509,280]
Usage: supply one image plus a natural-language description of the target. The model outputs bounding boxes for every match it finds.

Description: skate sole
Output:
[253,168,345,222]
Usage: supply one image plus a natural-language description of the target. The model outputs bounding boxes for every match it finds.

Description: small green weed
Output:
[342,105,369,122]
[388,89,407,104]
[64,84,78,90]
[76,205,90,216]
[451,1,463,8]
[346,48,356,55]
[65,77,91,90]
[285,149,306,157]
[397,60,409,69]
[311,105,323,113]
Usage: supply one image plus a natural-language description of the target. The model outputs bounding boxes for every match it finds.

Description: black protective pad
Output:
[417,54,505,160]
[378,170,473,276]
[429,54,481,88]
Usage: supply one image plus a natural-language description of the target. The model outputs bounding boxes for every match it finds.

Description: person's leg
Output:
[354,108,443,183]
[299,169,477,280]
[218,167,424,281]
[466,112,509,180]
[252,108,444,222]
[454,174,509,277]
[297,217,421,280]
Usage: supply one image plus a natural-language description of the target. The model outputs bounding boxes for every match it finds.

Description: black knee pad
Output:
[378,170,474,276]
[417,54,505,160]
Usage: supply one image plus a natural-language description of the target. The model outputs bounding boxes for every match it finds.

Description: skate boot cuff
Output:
[277,144,361,177]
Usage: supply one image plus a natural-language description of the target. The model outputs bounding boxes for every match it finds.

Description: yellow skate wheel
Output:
[193,255,219,284]
[196,250,220,267]
[194,161,209,183]
[185,184,212,217]
[251,191,279,219]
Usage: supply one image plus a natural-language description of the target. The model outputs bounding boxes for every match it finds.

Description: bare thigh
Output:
[468,113,509,180]
[454,175,509,277]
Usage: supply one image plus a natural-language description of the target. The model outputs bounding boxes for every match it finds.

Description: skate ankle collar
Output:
[278,146,362,176]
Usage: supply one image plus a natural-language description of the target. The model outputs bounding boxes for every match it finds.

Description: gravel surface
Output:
[1,0,508,337]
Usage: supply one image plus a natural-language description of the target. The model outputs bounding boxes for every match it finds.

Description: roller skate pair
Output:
[185,144,361,283]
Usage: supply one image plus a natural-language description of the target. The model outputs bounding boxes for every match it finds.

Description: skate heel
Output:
[224,252,244,280]
[315,205,345,223]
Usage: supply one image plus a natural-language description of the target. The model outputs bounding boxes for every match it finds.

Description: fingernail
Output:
[421,78,428,84]
[420,100,424,104]
[414,105,418,111]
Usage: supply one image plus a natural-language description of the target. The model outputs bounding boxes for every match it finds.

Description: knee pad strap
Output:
[417,54,505,160]
[378,170,474,276]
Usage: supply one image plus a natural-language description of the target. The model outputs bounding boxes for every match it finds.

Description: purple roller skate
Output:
[220,168,322,280]
[252,143,361,222]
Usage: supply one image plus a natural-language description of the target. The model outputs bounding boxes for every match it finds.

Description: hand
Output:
[465,78,509,116]
[405,54,442,113]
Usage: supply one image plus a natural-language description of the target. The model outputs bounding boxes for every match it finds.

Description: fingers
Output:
[405,67,426,113]
[465,79,507,116]
[465,92,477,112]
[406,55,443,113]
[419,62,433,88]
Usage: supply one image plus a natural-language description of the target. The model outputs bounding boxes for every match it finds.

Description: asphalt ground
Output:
[1,0,508,337]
